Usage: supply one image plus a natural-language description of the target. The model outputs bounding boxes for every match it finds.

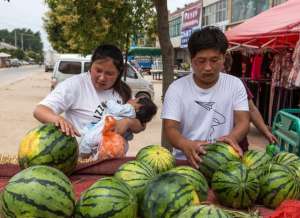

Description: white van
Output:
[51,54,154,99]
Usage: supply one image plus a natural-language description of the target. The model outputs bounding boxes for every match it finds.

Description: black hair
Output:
[188,26,228,59]
[91,44,131,102]
[135,97,157,123]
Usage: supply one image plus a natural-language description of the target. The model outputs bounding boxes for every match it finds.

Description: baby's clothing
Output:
[79,100,136,157]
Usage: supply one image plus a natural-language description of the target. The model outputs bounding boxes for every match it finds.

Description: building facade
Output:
[168,0,287,65]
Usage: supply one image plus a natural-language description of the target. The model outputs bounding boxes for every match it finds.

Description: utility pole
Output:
[14,30,17,48]
[21,33,23,50]
[20,33,34,51]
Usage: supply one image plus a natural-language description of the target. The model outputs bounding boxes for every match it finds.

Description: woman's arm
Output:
[33,105,80,137]
[249,99,277,143]
[115,118,145,136]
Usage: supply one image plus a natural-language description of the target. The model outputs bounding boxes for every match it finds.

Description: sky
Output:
[0,0,193,51]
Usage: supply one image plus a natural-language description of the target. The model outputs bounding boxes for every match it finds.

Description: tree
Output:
[153,0,174,149]
[0,28,43,53]
[44,0,156,54]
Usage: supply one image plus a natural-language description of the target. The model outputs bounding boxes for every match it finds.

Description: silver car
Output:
[51,54,154,99]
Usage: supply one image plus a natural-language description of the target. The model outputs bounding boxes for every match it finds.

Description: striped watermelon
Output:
[273,152,300,166]
[169,166,208,201]
[212,161,260,209]
[273,152,300,179]
[75,177,137,218]
[114,160,156,201]
[136,145,175,174]
[242,150,271,170]
[142,172,199,218]
[198,142,240,181]
[177,205,231,218]
[1,165,75,218]
[259,163,300,209]
[18,123,78,175]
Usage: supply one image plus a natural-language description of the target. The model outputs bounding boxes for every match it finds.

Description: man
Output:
[161,26,250,168]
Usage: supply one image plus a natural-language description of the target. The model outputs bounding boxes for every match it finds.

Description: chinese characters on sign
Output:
[181,3,202,48]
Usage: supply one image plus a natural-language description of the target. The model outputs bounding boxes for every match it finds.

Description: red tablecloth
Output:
[0,157,274,217]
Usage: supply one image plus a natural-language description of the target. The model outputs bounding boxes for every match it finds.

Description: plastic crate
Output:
[272,109,300,156]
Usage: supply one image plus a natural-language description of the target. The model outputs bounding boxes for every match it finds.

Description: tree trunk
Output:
[153,0,174,150]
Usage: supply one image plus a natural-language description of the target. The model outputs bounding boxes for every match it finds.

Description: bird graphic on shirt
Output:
[194,100,226,141]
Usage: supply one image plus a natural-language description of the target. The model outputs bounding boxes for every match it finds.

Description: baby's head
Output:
[128,97,157,124]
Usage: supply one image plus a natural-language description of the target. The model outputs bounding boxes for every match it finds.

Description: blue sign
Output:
[180,28,193,48]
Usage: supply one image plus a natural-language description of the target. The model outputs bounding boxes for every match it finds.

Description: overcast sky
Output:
[0,0,194,51]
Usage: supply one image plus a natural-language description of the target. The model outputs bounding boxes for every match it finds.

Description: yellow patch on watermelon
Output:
[227,145,240,158]
[243,158,253,168]
[191,190,200,205]
[18,131,41,159]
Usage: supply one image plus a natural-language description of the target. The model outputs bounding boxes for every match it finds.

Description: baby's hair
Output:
[135,97,157,123]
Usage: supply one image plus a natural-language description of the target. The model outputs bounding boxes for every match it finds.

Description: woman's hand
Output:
[54,116,80,137]
[264,130,278,144]
[182,140,207,169]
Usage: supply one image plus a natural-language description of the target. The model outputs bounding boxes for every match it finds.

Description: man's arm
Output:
[163,119,207,168]
[33,105,80,137]
[249,100,277,143]
[218,110,249,156]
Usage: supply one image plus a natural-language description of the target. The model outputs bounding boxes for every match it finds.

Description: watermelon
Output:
[259,163,300,209]
[177,205,232,218]
[212,161,260,209]
[1,165,75,218]
[18,123,78,175]
[142,172,199,218]
[114,160,156,201]
[273,152,300,179]
[136,145,175,174]
[198,142,240,180]
[75,177,137,218]
[242,150,271,170]
[169,166,208,201]
[273,152,300,166]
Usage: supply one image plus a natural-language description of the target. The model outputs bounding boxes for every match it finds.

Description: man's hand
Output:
[182,140,207,168]
[54,116,80,137]
[218,135,243,157]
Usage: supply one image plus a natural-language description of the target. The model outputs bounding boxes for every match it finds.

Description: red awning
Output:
[226,0,300,48]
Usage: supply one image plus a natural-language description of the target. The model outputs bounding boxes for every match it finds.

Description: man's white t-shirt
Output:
[39,72,122,136]
[161,72,249,159]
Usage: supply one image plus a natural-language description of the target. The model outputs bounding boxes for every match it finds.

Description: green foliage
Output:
[44,0,156,54]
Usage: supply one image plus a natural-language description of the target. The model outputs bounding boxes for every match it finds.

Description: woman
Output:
[34,44,144,139]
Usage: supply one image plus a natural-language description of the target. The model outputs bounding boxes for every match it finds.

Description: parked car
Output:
[51,54,154,99]
[9,58,21,67]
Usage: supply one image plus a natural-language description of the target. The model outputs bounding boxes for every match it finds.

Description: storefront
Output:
[226,0,300,125]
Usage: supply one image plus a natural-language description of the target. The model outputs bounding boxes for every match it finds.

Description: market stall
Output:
[0,157,274,217]
[226,0,300,125]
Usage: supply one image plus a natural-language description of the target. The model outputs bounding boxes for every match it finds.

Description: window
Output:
[231,0,269,23]
[169,16,182,38]
[202,0,227,27]
[216,0,227,23]
[84,62,90,73]
[58,61,81,74]
[272,0,287,6]
[126,65,138,79]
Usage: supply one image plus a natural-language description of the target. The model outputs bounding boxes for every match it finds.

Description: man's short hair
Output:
[188,26,228,58]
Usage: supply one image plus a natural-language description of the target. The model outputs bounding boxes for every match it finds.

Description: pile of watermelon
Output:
[3,123,300,217]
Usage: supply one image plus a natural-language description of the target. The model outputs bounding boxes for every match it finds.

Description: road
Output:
[0,65,44,87]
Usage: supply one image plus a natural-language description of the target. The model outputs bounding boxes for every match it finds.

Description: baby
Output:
[80,97,157,160]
